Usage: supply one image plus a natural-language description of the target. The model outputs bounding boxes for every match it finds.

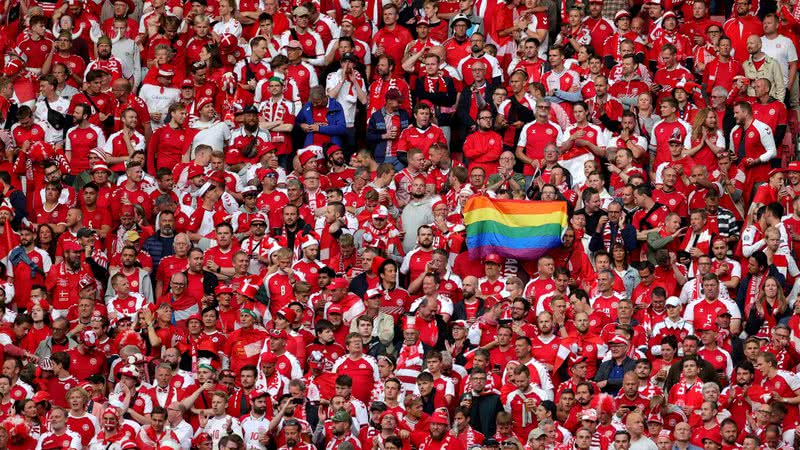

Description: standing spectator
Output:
[296,86,347,148]
[325,53,367,150]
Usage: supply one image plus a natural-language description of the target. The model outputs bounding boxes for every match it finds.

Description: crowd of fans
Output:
[0,0,798,449]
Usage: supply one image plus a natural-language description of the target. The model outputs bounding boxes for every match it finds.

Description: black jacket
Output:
[182,270,218,296]
[594,356,637,394]
[349,271,372,299]
[663,357,720,393]
[413,75,457,126]
[452,298,486,322]
[468,391,505,436]
[456,81,500,133]
[142,234,175,274]
[589,223,638,253]
[280,220,313,251]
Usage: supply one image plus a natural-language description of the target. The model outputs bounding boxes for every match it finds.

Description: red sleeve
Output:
[396,132,408,153]
[752,185,772,205]
[68,94,81,114]
[436,127,447,145]
[462,135,476,159]
[676,197,688,217]
[147,128,160,172]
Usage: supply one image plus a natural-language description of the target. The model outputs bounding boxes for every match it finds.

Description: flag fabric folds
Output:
[463,197,568,261]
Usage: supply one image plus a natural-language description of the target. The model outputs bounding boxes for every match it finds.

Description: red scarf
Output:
[397,340,423,368]
[424,73,450,94]
[744,272,766,315]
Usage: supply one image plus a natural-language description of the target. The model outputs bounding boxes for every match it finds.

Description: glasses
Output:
[707,29,721,34]
[252,223,267,227]
[478,116,493,120]
[170,281,186,286]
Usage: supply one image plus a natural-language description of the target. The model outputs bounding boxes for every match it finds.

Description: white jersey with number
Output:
[241,414,270,450]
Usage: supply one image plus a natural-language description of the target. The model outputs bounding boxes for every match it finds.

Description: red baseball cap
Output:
[329,278,349,290]
[484,253,503,265]
[429,410,450,425]
[248,390,270,402]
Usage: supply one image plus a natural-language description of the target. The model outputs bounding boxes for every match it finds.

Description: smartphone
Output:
[292,398,304,405]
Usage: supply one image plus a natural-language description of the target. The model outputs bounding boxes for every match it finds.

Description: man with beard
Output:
[226,105,271,169]
[154,272,199,327]
[8,224,51,310]
[731,102,776,206]
[241,391,271,449]
[401,224,436,284]
[719,364,754,432]
[146,102,193,172]
[227,366,259,417]
[102,108,146,175]
[315,410,361,450]
[276,418,312,450]
[69,70,115,131]
[46,241,94,318]
[106,245,154,303]
[66,103,108,180]
[463,109,503,177]
[142,211,176,277]
[530,312,569,373]
[278,204,313,254]
[323,145,355,190]
[560,309,606,380]
[502,336,555,398]
[417,410,465,450]
[85,36,126,82]
[452,276,484,323]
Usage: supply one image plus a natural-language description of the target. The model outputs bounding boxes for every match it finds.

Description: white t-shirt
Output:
[325,69,366,127]
[761,34,798,86]
[191,120,232,154]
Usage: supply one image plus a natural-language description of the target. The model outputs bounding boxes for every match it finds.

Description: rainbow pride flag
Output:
[463,197,568,261]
